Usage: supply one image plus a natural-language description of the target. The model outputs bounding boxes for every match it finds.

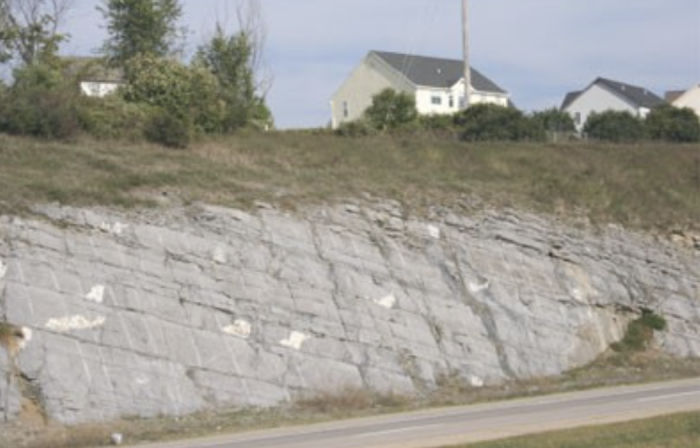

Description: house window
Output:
[574,112,581,125]
[431,95,442,106]
[343,101,349,118]
[449,96,454,108]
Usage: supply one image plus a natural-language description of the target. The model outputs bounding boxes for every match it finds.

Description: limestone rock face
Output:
[0,202,698,425]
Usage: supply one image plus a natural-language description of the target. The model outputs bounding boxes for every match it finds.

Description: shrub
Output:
[645,105,700,143]
[456,103,544,141]
[122,54,218,137]
[0,63,80,139]
[612,309,667,353]
[531,108,576,141]
[583,110,646,142]
[335,119,378,137]
[76,95,156,141]
[145,109,191,148]
[364,88,418,131]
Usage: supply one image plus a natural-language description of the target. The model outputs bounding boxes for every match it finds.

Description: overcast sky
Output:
[62,0,700,129]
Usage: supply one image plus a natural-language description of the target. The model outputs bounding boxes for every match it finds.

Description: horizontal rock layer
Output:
[0,202,698,425]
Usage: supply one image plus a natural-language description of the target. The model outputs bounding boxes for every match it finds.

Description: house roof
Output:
[371,50,507,94]
[61,57,124,83]
[562,77,664,110]
[560,91,582,110]
[665,90,685,103]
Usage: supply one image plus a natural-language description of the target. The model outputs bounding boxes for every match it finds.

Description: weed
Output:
[612,310,667,353]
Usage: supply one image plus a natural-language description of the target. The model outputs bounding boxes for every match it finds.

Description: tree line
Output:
[0,0,271,147]
[338,88,700,143]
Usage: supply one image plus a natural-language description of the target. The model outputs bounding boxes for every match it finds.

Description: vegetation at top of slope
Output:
[0,131,698,233]
[448,411,700,448]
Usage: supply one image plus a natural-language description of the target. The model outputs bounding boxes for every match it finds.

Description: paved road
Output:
[125,378,700,448]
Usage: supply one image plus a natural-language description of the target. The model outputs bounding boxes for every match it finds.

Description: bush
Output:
[612,309,667,353]
[531,108,576,141]
[122,54,218,136]
[77,95,156,141]
[364,88,418,131]
[456,103,544,142]
[645,105,700,143]
[145,109,191,148]
[531,108,576,133]
[584,110,646,142]
[335,119,378,137]
[0,63,80,139]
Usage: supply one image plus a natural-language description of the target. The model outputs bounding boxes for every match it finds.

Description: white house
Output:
[561,77,665,132]
[667,83,700,119]
[63,57,124,98]
[330,50,510,129]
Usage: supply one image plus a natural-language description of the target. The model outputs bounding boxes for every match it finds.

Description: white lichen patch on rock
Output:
[85,285,105,303]
[46,315,106,332]
[17,327,32,350]
[374,293,397,309]
[427,224,441,239]
[99,221,126,236]
[468,280,491,294]
[469,375,485,388]
[280,331,309,350]
[223,319,252,339]
[212,246,228,264]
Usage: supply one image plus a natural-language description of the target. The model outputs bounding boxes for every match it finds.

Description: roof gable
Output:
[562,77,664,111]
[61,57,124,83]
[594,77,664,108]
[371,51,506,94]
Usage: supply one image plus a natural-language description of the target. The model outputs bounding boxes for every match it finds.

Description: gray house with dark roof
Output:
[561,77,664,132]
[330,51,510,128]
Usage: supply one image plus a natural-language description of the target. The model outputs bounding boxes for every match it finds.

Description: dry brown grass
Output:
[1,132,699,232]
[3,350,700,448]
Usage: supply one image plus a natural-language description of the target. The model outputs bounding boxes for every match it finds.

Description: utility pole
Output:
[462,0,471,110]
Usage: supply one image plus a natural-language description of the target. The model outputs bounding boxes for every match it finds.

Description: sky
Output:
[61,0,700,129]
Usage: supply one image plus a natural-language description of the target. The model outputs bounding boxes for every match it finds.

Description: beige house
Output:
[330,50,510,129]
[667,83,700,118]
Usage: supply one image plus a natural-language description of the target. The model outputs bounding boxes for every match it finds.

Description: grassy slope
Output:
[1,132,699,232]
[449,411,700,448]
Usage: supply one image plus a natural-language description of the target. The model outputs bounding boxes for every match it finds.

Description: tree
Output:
[645,105,700,143]
[0,0,73,66]
[195,25,271,131]
[583,110,646,142]
[99,0,185,68]
[364,88,418,131]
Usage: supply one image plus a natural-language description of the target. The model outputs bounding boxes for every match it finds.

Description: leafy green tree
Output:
[645,105,700,143]
[121,54,222,138]
[0,0,72,66]
[456,103,544,141]
[99,0,184,68]
[583,110,646,142]
[194,25,271,132]
[364,88,418,131]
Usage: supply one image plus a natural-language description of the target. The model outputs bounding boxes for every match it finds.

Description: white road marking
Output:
[636,390,700,403]
[352,423,447,439]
